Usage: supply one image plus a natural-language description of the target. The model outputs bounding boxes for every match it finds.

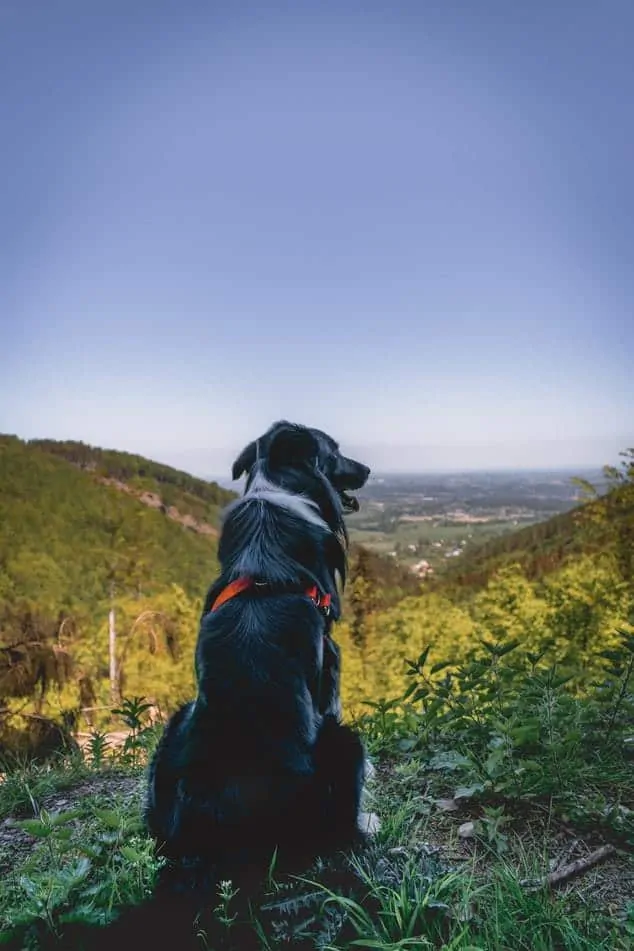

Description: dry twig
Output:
[547,844,616,888]
[523,844,616,892]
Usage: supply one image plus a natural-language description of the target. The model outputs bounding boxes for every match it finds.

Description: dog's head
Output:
[232,421,370,521]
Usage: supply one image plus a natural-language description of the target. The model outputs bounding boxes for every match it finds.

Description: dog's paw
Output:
[358,811,381,836]
[364,758,377,782]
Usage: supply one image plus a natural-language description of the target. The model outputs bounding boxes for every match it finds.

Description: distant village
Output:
[350,471,586,579]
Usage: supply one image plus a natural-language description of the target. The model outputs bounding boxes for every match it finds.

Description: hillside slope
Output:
[335,457,634,708]
[434,479,634,595]
[28,437,236,531]
[0,435,232,638]
[0,436,240,737]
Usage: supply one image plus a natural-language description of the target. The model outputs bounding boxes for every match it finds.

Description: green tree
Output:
[573,448,634,590]
[472,564,549,648]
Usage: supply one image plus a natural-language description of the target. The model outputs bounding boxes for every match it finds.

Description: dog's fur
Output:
[41,422,370,950]
[144,421,371,894]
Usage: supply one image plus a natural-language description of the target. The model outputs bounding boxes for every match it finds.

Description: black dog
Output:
[145,421,371,892]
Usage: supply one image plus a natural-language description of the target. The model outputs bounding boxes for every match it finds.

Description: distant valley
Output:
[344,469,605,574]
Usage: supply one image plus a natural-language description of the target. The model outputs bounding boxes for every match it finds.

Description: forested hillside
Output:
[28,436,235,527]
[0,435,232,614]
[435,453,634,594]
[336,451,634,709]
[0,436,233,736]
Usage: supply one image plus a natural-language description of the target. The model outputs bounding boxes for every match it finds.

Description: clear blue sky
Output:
[1,1,632,474]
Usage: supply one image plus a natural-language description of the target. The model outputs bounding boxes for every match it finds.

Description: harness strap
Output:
[208,578,332,615]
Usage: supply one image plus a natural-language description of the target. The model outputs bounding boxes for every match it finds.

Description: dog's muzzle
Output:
[340,491,360,513]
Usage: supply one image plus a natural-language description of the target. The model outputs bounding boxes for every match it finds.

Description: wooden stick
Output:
[521,844,616,892]
[545,844,615,889]
[555,838,579,871]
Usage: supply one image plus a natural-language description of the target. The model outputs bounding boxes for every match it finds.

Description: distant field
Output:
[345,468,587,571]
[348,515,537,569]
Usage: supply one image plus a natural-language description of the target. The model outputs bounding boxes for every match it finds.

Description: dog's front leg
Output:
[319,634,342,720]
[316,640,380,837]
[311,715,367,848]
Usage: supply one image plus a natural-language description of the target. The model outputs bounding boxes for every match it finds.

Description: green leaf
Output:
[430,660,453,675]
[51,828,73,842]
[429,750,471,772]
[14,819,52,838]
[454,784,485,800]
[48,808,83,826]
[484,747,506,776]
[495,639,521,657]
[401,680,418,700]
[71,857,92,880]
[510,723,541,746]
[412,687,430,702]
[119,846,144,862]
[93,809,123,829]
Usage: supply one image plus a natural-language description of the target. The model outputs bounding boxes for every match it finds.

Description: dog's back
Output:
[144,425,371,894]
[146,588,364,888]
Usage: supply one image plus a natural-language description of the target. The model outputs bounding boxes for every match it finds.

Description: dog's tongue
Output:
[342,492,359,513]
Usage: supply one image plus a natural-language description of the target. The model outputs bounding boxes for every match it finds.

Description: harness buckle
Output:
[313,589,331,616]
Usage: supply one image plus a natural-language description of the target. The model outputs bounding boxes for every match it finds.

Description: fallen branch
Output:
[547,844,616,888]
[555,837,580,871]
[522,844,616,892]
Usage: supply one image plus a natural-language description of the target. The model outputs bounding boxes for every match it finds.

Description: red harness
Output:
[209,578,332,615]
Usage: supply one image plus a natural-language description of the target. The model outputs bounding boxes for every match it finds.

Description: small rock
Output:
[364,759,377,782]
[435,798,459,812]
[458,821,476,839]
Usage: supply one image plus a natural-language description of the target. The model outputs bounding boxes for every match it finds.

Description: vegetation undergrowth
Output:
[358,630,634,842]
[1,629,633,949]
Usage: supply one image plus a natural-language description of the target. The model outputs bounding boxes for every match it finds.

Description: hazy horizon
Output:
[148,437,625,480]
[2,2,632,467]
[206,464,606,492]
[1,427,625,479]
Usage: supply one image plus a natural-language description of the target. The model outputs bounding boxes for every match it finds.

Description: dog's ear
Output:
[231,440,257,480]
[267,425,318,471]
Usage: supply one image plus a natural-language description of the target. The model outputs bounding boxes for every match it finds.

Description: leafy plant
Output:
[357,633,634,844]
[111,696,159,767]
[1,800,159,946]
[85,731,110,769]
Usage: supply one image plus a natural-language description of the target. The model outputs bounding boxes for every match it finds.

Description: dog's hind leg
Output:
[310,715,367,849]
[144,702,194,845]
